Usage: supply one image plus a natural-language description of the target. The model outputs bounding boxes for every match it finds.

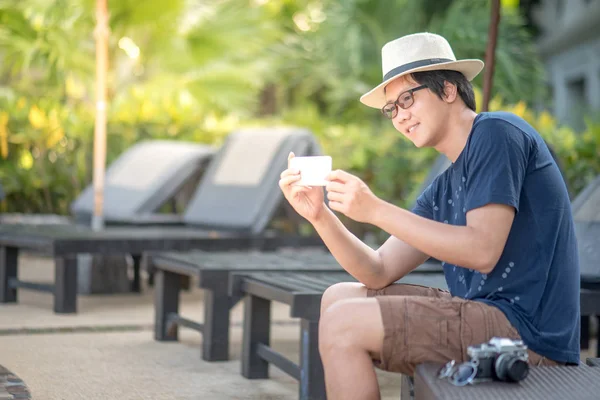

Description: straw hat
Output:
[360,32,484,108]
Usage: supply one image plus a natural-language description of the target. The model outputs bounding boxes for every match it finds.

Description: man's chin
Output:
[403,134,422,148]
[410,137,429,148]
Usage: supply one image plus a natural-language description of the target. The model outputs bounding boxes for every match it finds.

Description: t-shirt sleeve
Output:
[411,182,434,220]
[464,119,532,213]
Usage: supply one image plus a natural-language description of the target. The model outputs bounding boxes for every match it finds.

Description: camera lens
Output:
[506,359,529,382]
[496,354,529,382]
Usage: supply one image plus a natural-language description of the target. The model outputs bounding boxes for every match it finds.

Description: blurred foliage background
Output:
[0,0,598,236]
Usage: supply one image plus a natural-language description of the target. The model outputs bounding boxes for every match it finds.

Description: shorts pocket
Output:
[459,301,489,361]
[404,299,462,350]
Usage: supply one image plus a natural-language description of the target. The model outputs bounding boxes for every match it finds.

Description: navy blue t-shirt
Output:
[412,111,580,364]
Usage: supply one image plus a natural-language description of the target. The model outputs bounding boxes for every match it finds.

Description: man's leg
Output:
[319,281,446,316]
[319,297,384,400]
[318,281,561,400]
[320,282,368,316]
[318,282,446,400]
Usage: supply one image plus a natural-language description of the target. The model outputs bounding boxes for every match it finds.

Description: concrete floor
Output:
[0,254,403,400]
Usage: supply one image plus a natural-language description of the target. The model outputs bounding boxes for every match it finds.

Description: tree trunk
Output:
[79,0,130,295]
[482,0,501,112]
[92,0,109,231]
[258,83,277,116]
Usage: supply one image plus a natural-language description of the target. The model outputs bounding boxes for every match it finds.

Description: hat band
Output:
[383,58,454,81]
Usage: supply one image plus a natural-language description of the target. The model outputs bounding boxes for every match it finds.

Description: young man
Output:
[278,32,580,399]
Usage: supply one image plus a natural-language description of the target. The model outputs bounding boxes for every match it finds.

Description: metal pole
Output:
[92,0,109,231]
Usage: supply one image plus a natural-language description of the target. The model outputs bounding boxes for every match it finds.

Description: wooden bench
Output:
[587,357,600,367]
[414,362,600,399]
[405,343,600,399]
[0,224,322,314]
[229,270,448,400]
[580,287,600,356]
[570,174,600,354]
[150,249,344,362]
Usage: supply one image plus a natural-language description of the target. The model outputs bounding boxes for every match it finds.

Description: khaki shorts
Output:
[367,283,561,376]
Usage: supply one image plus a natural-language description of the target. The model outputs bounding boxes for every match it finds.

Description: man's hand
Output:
[279,152,326,223]
[325,170,381,224]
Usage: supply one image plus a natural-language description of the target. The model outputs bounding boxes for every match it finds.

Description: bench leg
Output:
[0,246,18,303]
[148,271,155,287]
[203,290,231,361]
[131,254,142,293]
[400,375,415,400]
[582,315,590,350]
[299,318,325,400]
[242,295,271,379]
[597,316,600,358]
[154,269,181,341]
[54,256,78,314]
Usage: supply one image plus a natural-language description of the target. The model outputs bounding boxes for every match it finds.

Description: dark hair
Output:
[411,70,476,112]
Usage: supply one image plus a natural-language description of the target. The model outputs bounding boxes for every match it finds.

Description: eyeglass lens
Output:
[381,90,416,119]
[438,360,456,379]
[449,363,478,386]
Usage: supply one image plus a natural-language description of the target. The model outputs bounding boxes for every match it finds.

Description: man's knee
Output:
[320,282,368,316]
[319,298,383,358]
[319,300,362,355]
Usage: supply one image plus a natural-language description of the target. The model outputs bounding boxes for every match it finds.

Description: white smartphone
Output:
[289,156,332,186]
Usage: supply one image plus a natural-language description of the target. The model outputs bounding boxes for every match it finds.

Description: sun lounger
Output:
[572,175,600,354]
[0,127,323,313]
[1,140,216,226]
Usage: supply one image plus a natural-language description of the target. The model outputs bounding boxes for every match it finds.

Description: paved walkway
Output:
[0,254,595,399]
[0,254,402,399]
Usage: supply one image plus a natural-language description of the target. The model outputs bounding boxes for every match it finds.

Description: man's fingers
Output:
[279,174,301,189]
[328,200,343,213]
[290,185,309,198]
[326,191,344,203]
[280,168,300,179]
[327,169,353,183]
[325,181,345,193]
[287,152,295,168]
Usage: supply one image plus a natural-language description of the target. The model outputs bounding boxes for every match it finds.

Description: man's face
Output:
[383,75,450,148]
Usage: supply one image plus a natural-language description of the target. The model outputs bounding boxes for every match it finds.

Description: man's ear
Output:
[443,81,458,103]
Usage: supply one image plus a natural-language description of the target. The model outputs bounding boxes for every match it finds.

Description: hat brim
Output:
[359,59,484,109]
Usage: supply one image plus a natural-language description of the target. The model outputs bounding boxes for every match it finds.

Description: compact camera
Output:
[467,337,529,383]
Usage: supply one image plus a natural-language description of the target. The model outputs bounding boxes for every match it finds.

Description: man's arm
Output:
[314,188,514,288]
[312,207,430,289]
[371,199,515,274]
[376,234,432,285]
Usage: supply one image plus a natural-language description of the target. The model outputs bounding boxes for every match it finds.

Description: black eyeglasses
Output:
[381,85,427,119]
[438,359,479,387]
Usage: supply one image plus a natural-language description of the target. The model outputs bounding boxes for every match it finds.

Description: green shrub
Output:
[1,89,598,220]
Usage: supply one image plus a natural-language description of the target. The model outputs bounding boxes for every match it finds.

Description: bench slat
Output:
[153,249,341,273]
[237,271,448,299]
[269,274,328,292]
[416,362,600,399]
[239,271,349,294]
[289,272,354,290]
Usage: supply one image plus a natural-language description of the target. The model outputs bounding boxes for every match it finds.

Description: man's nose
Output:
[393,107,410,123]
